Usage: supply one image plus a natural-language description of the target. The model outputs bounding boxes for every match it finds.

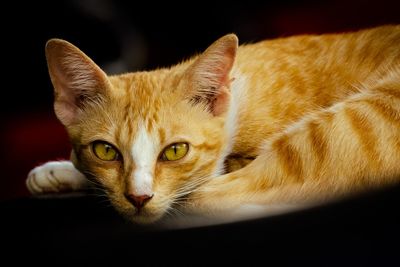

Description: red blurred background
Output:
[1,0,399,201]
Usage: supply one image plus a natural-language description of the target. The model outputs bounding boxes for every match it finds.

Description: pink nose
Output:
[125,193,153,209]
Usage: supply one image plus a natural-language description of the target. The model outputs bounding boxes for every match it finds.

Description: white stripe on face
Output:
[131,125,157,196]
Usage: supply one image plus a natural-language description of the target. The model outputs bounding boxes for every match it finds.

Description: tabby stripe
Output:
[376,88,400,99]
[290,68,307,95]
[153,111,159,123]
[146,118,153,131]
[119,101,132,139]
[308,121,327,167]
[345,107,380,165]
[114,122,122,146]
[364,99,400,127]
[364,98,400,156]
[126,103,134,137]
[123,101,130,122]
[127,119,133,138]
[158,128,166,144]
[273,135,303,182]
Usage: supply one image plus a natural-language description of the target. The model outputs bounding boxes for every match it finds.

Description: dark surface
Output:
[2,184,399,266]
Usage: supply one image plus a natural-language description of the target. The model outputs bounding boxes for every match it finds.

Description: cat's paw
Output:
[26,161,88,195]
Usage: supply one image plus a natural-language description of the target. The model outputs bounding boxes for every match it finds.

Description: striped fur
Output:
[30,25,400,223]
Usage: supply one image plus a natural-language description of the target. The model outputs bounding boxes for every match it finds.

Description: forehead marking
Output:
[131,125,157,196]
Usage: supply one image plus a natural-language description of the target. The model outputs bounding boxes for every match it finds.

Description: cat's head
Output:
[45,34,239,223]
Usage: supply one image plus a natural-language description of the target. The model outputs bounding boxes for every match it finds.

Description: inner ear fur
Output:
[45,39,111,126]
[185,34,238,116]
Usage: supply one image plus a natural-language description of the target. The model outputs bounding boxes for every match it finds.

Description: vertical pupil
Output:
[105,145,110,154]
[173,145,177,154]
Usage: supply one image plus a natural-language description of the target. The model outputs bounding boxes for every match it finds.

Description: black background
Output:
[1,1,400,264]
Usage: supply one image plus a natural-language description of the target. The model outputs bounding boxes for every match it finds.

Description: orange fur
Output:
[29,25,400,223]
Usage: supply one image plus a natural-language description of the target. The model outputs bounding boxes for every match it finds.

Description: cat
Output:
[26,25,400,225]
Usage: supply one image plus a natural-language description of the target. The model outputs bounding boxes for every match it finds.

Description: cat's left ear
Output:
[45,39,111,126]
[185,34,238,116]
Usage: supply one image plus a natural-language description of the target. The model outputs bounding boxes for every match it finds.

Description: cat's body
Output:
[27,25,400,224]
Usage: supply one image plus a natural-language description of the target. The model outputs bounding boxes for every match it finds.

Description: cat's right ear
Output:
[184,34,238,116]
[45,39,110,126]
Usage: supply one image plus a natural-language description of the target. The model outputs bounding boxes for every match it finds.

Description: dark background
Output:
[1,0,399,200]
[1,1,400,264]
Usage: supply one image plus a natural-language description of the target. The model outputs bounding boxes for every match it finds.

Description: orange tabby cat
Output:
[27,25,400,224]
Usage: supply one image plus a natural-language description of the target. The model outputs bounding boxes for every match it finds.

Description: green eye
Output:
[161,143,189,161]
[92,141,119,161]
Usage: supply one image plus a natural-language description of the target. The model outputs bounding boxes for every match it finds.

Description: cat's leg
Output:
[189,72,400,216]
[26,161,89,195]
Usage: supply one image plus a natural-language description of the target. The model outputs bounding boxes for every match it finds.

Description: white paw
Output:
[26,161,88,195]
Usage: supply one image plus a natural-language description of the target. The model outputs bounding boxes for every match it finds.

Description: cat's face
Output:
[69,72,227,223]
[45,35,238,223]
